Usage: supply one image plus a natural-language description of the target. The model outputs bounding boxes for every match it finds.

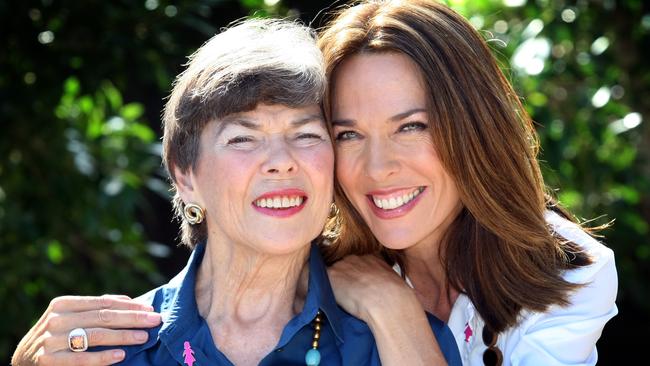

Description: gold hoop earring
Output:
[183,203,205,225]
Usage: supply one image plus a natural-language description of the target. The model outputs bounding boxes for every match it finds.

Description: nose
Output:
[261,137,298,176]
[363,139,400,182]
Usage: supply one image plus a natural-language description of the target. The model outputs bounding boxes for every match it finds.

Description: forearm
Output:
[366,294,447,366]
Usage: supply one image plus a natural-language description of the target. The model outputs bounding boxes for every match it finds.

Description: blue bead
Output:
[305,348,321,366]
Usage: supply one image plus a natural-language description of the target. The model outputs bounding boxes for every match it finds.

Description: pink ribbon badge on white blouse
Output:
[464,322,473,343]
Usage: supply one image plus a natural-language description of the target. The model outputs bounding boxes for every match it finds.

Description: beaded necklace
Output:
[305,310,322,366]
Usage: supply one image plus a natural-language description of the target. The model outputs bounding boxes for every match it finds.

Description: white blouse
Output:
[398,210,618,365]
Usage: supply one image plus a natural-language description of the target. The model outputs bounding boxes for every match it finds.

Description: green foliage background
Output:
[1,0,647,363]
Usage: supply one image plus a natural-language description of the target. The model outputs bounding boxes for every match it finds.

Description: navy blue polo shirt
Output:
[107,242,461,365]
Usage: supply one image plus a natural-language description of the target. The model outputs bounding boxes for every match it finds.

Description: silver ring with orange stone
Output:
[68,328,88,352]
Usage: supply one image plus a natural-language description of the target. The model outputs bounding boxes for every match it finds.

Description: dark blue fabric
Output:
[426,313,462,366]
[100,242,461,365]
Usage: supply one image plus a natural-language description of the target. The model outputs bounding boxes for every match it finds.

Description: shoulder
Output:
[502,211,618,365]
[88,286,168,364]
[133,278,182,314]
[134,263,188,307]
[425,313,463,366]
[335,311,461,366]
[337,313,377,347]
[112,279,184,365]
[544,210,616,287]
[330,314,382,365]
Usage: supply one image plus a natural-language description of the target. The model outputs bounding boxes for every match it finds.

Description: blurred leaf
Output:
[128,123,156,142]
[46,240,64,264]
[241,0,265,10]
[609,185,640,204]
[121,103,145,121]
[558,189,583,209]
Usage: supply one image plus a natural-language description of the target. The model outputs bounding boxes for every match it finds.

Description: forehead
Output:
[216,103,324,130]
[331,52,427,115]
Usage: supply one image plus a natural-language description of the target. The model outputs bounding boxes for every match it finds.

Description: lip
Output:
[252,188,308,218]
[366,186,426,219]
[367,186,420,198]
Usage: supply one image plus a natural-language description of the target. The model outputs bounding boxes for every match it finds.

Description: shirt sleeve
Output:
[509,223,618,365]
[426,312,463,366]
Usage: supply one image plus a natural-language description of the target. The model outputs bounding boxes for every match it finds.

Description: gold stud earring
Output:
[183,203,205,225]
[329,202,340,220]
[323,202,342,240]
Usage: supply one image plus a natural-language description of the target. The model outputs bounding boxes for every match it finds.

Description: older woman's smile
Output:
[252,188,307,217]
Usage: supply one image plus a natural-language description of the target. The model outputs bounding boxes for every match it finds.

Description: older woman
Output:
[320,0,617,365]
[11,17,462,366]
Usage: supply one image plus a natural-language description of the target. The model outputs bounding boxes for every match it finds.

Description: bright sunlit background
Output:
[1,0,648,363]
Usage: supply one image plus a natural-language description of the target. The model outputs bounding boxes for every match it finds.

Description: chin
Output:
[252,236,314,256]
[377,240,415,251]
[372,229,417,251]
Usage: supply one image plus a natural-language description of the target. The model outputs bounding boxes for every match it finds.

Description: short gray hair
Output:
[162,18,326,247]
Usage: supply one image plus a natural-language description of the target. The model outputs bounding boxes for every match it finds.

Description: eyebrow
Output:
[389,108,427,122]
[216,113,325,135]
[331,108,427,127]
[291,113,325,127]
[215,117,258,137]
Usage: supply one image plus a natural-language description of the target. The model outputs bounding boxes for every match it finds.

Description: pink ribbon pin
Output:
[183,341,196,366]
[464,322,473,343]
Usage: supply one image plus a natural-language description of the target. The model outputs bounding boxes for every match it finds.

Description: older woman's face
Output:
[178,103,334,255]
[331,52,462,250]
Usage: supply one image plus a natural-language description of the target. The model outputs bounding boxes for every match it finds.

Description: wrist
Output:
[364,287,424,328]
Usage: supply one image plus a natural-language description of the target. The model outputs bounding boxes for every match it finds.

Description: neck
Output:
[195,238,311,365]
[403,240,458,322]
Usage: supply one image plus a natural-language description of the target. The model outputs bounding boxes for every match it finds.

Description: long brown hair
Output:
[318,0,595,334]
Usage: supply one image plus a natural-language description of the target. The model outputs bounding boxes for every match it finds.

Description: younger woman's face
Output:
[331,52,462,250]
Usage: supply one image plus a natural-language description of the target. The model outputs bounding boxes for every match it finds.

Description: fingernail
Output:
[134,331,148,341]
[146,313,161,323]
[113,350,125,360]
[144,305,154,312]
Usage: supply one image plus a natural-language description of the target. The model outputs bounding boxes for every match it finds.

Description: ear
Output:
[171,163,199,204]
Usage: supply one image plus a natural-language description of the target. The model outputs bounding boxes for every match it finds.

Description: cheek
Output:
[335,157,354,192]
[303,145,334,180]
[335,149,364,195]
[202,152,254,198]
[422,155,461,207]
[441,173,462,207]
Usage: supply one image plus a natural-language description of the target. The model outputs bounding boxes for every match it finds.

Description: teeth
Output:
[389,197,397,208]
[255,196,304,209]
[372,187,423,210]
[373,196,383,208]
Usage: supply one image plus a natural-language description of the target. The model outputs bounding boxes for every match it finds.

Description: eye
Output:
[398,122,427,133]
[296,133,323,140]
[227,136,255,145]
[335,130,361,141]
[294,133,323,147]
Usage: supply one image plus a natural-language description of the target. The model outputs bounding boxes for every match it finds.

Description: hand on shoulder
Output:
[327,255,420,323]
[11,294,161,366]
